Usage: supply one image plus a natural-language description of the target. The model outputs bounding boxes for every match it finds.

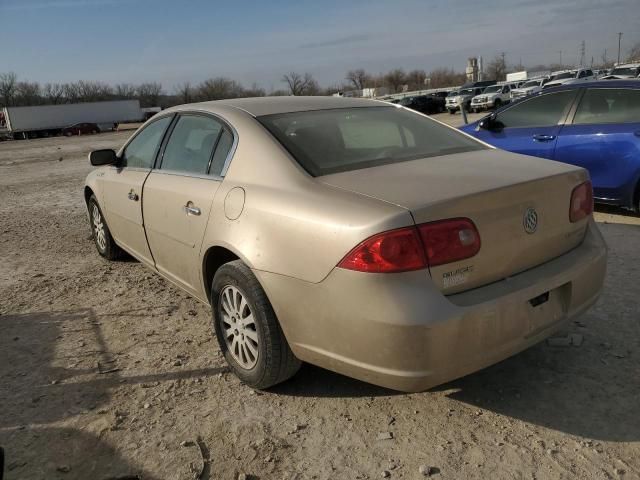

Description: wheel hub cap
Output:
[92,204,107,251]
[220,285,259,369]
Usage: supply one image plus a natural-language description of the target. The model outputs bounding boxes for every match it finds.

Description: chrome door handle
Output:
[532,134,556,142]
[184,203,201,216]
[127,190,139,201]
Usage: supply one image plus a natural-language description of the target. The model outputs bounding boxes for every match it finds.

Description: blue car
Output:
[460,80,640,211]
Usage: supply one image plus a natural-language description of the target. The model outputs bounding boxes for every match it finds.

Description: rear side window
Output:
[122,116,172,168]
[496,91,576,128]
[209,128,234,176]
[258,106,485,176]
[161,115,222,175]
[573,88,640,125]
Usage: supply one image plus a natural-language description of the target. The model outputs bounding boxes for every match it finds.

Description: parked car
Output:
[397,94,444,114]
[510,77,549,100]
[446,86,486,113]
[460,80,640,211]
[543,69,596,88]
[62,122,100,136]
[470,83,516,112]
[85,96,606,392]
[601,63,640,79]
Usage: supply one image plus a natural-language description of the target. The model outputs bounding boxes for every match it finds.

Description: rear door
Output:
[472,90,578,159]
[142,113,235,295]
[555,87,640,205]
[101,115,173,264]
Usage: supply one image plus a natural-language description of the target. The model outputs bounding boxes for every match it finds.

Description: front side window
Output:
[122,116,172,168]
[573,88,640,125]
[258,106,486,176]
[161,115,223,175]
[496,90,576,128]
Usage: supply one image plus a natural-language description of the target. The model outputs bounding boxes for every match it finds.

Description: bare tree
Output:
[428,68,466,89]
[115,83,137,99]
[0,72,18,107]
[406,69,427,90]
[196,77,243,101]
[628,42,640,62]
[136,82,163,107]
[384,69,407,93]
[15,81,41,106]
[281,72,318,95]
[345,69,370,90]
[485,55,507,81]
[242,82,266,98]
[174,82,193,103]
[43,83,65,104]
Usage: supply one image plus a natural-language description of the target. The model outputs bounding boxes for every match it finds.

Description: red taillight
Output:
[570,180,593,222]
[418,218,481,267]
[338,226,427,273]
[338,218,481,273]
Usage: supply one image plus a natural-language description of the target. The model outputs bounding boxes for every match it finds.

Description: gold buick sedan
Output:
[84,97,607,392]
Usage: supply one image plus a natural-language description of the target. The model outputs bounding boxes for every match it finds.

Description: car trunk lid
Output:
[320,149,590,294]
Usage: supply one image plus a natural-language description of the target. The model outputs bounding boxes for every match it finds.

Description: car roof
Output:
[543,79,640,92]
[176,96,386,117]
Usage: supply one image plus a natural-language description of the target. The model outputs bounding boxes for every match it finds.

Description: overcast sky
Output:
[2,0,639,91]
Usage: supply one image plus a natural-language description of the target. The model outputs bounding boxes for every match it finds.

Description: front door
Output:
[143,113,235,295]
[101,115,173,264]
[473,89,578,160]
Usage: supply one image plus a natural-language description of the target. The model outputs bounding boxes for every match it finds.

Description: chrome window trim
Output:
[148,168,223,182]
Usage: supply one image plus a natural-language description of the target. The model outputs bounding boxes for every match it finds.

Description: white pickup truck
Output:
[543,68,597,89]
[601,63,640,79]
[469,83,516,112]
[510,77,548,100]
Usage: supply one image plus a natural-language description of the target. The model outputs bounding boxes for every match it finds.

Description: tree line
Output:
[2,42,638,109]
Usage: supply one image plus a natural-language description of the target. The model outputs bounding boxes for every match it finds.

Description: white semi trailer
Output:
[0,100,143,139]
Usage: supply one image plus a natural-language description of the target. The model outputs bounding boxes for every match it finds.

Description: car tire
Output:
[494,99,502,109]
[88,195,124,260]
[211,260,301,389]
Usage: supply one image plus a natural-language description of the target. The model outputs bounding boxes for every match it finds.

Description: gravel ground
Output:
[1,130,639,480]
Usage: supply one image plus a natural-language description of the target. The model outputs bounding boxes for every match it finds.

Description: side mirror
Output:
[478,113,502,131]
[89,149,118,166]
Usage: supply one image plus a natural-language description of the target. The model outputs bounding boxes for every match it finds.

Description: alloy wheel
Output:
[92,204,107,251]
[220,285,259,369]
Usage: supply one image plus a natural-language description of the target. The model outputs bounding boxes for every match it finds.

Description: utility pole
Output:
[579,40,586,67]
[617,32,623,64]
[558,50,562,67]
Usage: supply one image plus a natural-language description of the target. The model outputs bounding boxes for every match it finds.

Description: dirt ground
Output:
[1,130,639,480]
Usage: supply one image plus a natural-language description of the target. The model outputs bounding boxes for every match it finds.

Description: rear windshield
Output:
[611,67,639,76]
[258,106,486,176]
[551,72,574,80]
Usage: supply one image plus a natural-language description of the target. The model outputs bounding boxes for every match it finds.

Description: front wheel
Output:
[211,260,301,389]
[88,195,124,260]
[493,99,502,109]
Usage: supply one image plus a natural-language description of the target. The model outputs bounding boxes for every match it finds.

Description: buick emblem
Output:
[523,208,538,234]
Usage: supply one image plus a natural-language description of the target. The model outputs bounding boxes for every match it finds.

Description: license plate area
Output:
[527,283,571,334]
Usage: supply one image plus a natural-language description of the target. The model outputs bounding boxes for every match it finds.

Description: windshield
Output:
[482,85,501,93]
[258,106,486,177]
[447,91,458,97]
[459,88,475,95]
[522,80,541,88]
[398,97,414,106]
[550,72,574,81]
[611,67,639,76]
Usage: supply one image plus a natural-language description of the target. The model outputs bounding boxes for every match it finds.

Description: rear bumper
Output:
[256,219,607,392]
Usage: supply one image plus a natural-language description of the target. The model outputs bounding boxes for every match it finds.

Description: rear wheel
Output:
[211,260,301,389]
[88,195,124,260]
[494,99,503,109]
